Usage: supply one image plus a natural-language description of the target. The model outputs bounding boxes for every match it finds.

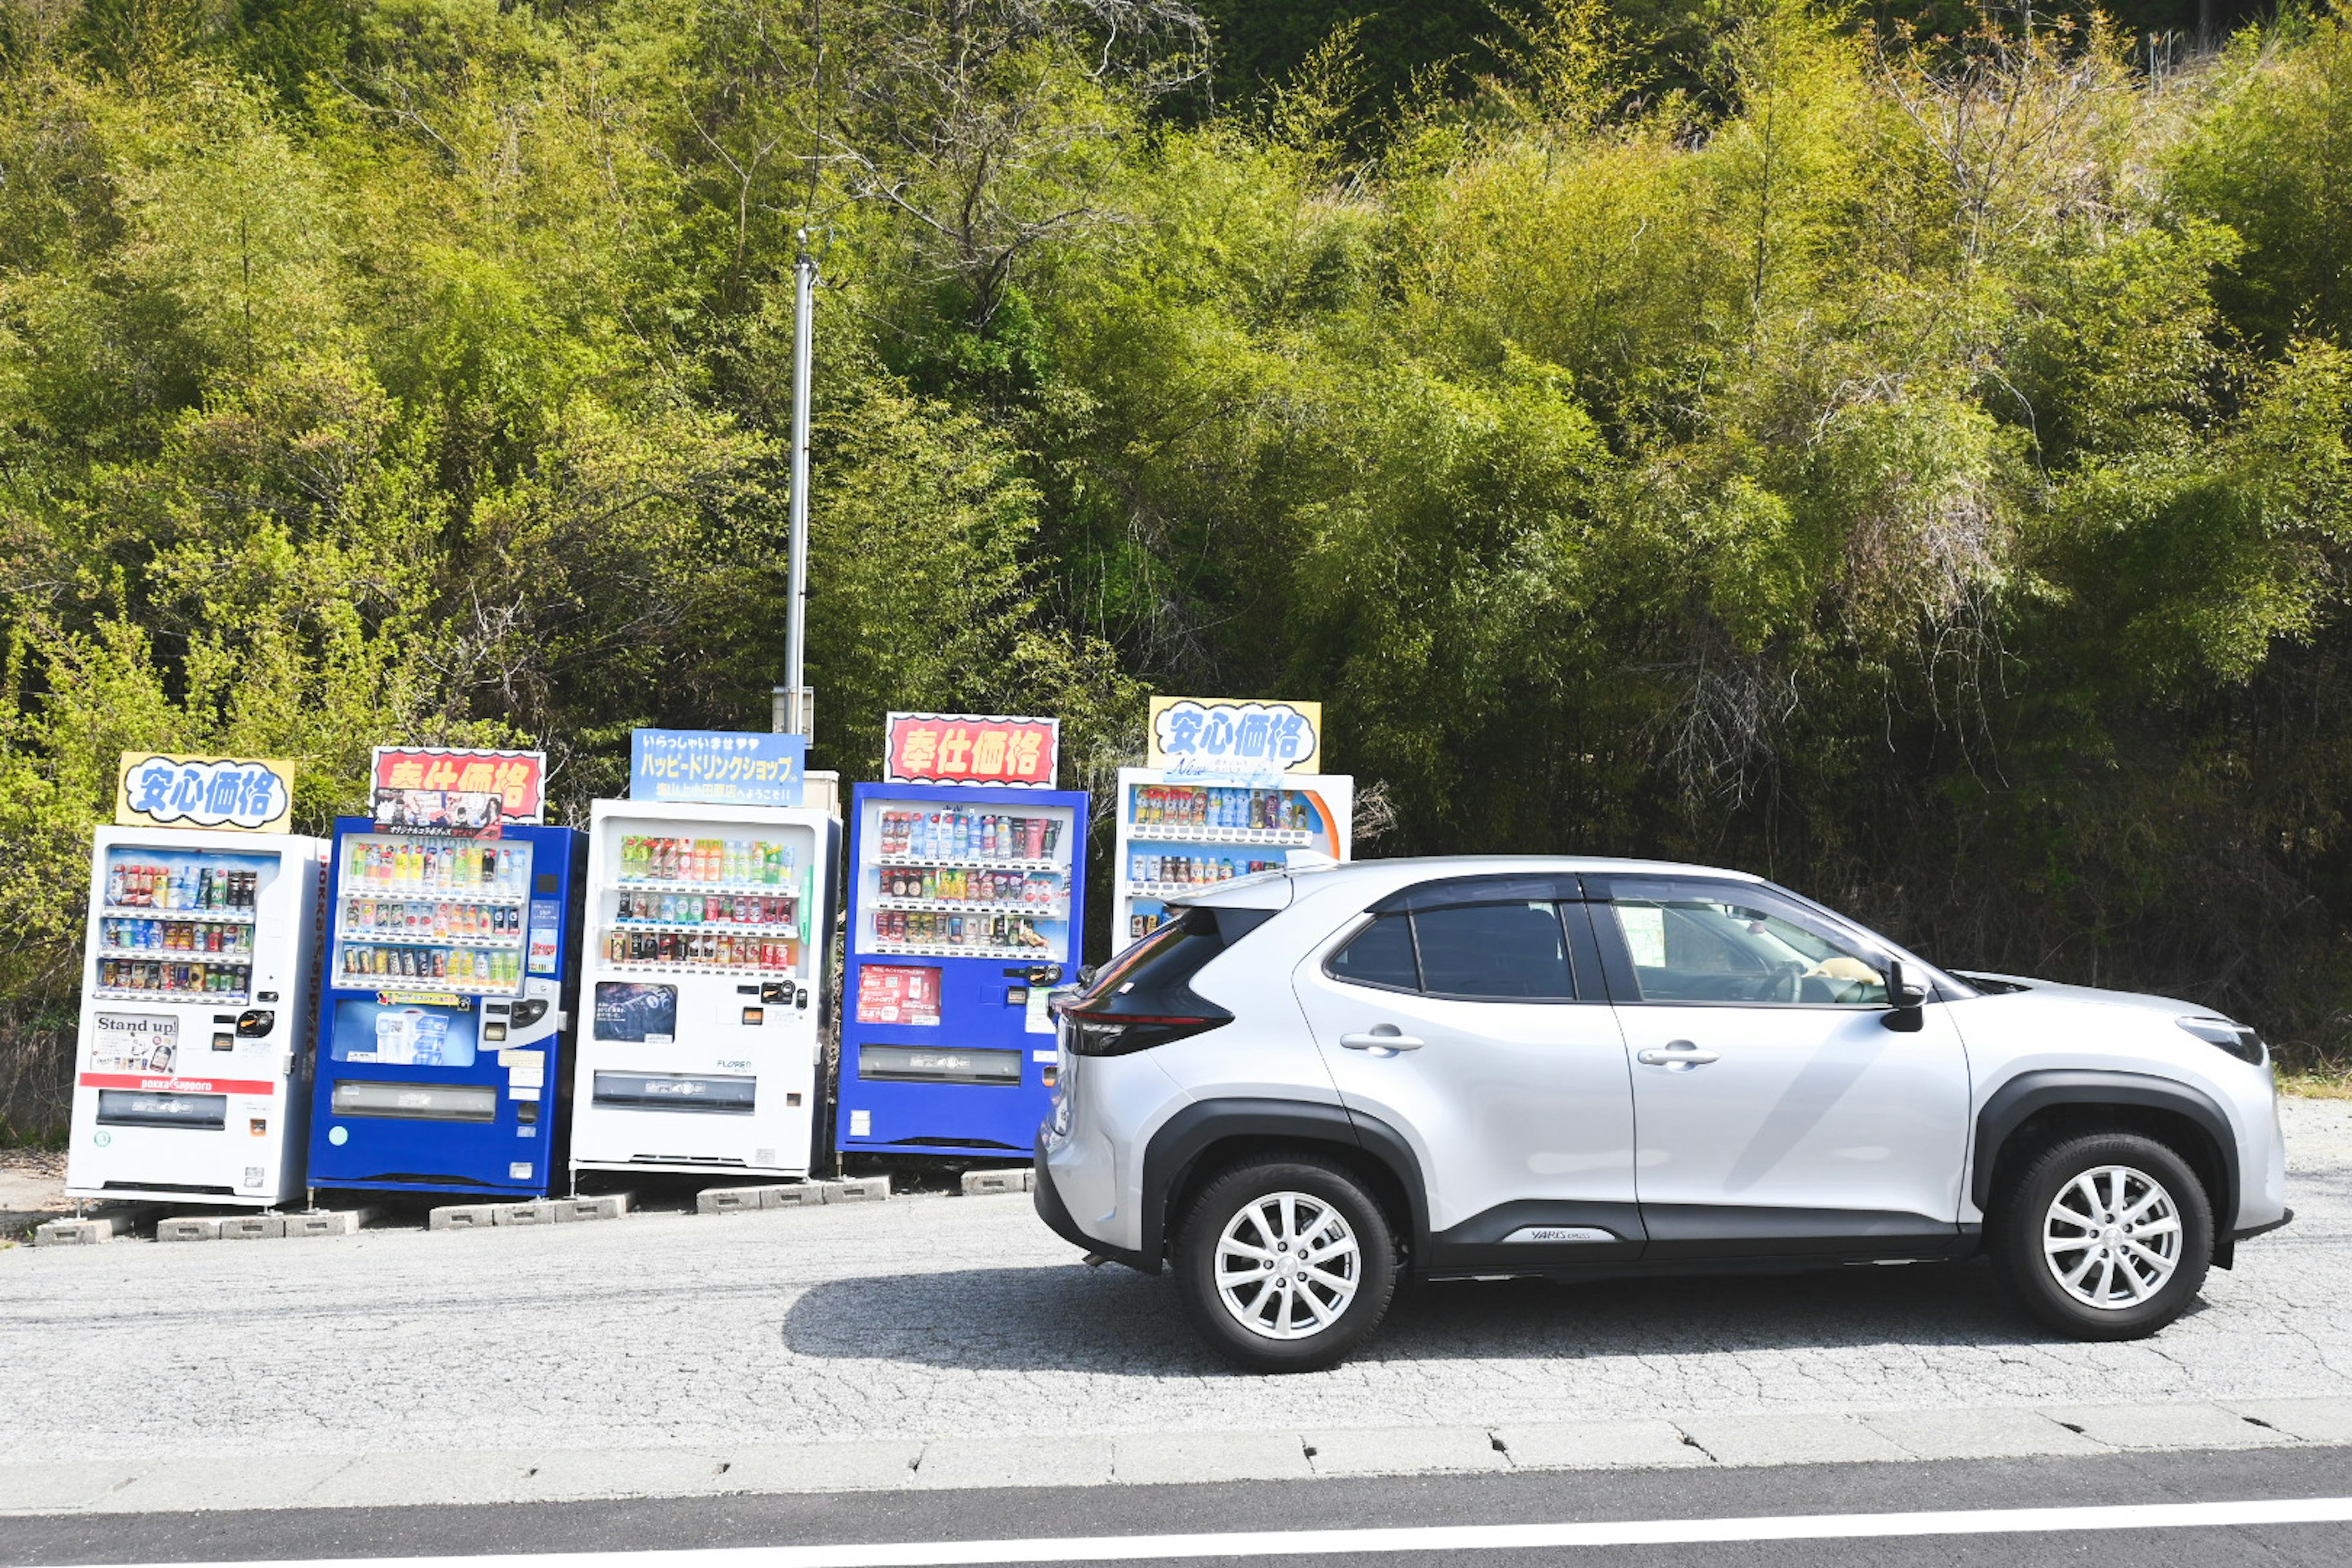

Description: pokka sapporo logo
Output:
[116,754,295,834]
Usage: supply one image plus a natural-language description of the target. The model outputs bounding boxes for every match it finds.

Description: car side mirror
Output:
[1075,963,1098,990]
[1882,959,1928,1031]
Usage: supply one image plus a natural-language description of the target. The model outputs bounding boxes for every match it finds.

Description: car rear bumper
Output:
[1033,1126,1149,1271]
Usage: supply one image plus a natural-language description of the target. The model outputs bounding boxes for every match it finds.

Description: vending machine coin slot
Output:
[761,981,786,1004]
[236,1010,274,1036]
[510,999,548,1027]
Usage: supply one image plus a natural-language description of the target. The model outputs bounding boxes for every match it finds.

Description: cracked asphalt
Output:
[2,1101,2345,1461]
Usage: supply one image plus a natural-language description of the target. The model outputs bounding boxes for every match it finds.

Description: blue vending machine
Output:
[839,782,1087,1159]
[307,818,585,1198]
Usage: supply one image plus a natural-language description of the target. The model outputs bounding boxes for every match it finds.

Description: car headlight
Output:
[2177,1016,2266,1065]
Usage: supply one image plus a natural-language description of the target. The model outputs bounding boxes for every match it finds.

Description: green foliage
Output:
[8,1,2352,1139]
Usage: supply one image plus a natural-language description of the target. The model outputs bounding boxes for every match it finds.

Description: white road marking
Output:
[50,1495,2352,1567]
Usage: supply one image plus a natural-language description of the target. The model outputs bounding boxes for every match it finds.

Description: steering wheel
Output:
[1763,960,1806,1003]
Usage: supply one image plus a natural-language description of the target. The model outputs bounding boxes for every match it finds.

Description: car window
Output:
[1327,902,1579,1000]
[1604,883,1888,1006]
[1414,903,1576,999]
[1328,913,1418,991]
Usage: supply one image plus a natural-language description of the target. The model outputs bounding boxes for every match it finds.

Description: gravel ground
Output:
[0,1148,70,1244]
[1,1101,2345,1461]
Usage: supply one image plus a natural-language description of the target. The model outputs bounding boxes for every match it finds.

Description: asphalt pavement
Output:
[6,1444,2351,1567]
[1,1098,2346,1523]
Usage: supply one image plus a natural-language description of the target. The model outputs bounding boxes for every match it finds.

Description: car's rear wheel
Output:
[1988,1131,2212,1340]
[1172,1153,1398,1373]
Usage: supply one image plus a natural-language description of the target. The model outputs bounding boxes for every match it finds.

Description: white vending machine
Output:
[569,798,840,1180]
[1110,768,1355,945]
[66,826,327,1205]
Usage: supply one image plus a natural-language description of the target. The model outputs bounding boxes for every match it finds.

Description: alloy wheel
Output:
[2042,1164,2183,1310]
[1213,1191,1361,1340]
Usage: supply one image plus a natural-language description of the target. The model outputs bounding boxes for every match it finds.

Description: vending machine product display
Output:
[306,817,584,1197]
[1111,767,1354,944]
[839,782,1086,1158]
[66,827,328,1205]
[569,799,839,1180]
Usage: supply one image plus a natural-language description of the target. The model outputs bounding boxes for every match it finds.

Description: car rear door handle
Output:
[1638,1041,1719,1069]
[1340,1028,1424,1053]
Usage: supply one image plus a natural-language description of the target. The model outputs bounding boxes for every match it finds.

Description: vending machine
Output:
[1111,768,1354,943]
[66,827,327,1205]
[569,799,839,1180]
[839,782,1087,1158]
[305,818,584,1198]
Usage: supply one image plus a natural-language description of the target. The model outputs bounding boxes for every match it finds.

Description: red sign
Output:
[78,1072,277,1096]
[856,964,942,1026]
[371,747,546,829]
[884,714,1059,789]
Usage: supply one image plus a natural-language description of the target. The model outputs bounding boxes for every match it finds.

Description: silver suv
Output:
[1034,858,2291,1372]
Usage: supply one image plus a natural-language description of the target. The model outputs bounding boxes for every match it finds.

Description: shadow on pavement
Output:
[780,1255,2060,1373]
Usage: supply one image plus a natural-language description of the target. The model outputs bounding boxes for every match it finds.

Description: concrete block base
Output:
[427,1204,499,1231]
[820,1176,891,1204]
[696,1185,780,1214]
[156,1217,222,1243]
[552,1194,630,1223]
[34,1214,135,1246]
[285,1208,381,1237]
[219,1214,287,1240]
[493,1202,559,1226]
[960,1168,1033,1196]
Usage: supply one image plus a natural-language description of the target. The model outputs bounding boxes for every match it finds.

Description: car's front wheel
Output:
[1172,1154,1398,1373]
[1988,1131,2213,1340]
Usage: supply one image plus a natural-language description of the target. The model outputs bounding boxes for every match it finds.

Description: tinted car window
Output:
[1073,906,1261,1012]
[1329,913,1419,990]
[1415,902,1576,998]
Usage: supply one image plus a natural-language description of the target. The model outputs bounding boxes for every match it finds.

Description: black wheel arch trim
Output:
[1139,1097,1431,1273]
[1973,1069,2239,1230]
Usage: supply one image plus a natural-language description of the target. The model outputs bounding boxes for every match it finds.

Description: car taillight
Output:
[1061,1008,1226,1057]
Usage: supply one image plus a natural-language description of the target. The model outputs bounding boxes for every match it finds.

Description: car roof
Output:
[1180,854,1769,910]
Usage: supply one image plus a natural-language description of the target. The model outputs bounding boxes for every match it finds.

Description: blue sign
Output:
[630,729,806,807]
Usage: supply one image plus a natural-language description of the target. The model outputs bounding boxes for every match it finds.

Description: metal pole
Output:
[778,230,818,739]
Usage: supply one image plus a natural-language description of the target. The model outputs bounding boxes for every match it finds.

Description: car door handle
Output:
[1340,1030,1425,1053]
[1638,1042,1719,1069]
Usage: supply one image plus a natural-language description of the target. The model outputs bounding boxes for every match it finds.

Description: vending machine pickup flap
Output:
[96,1090,227,1129]
[592,1071,757,1113]
[330,1080,499,1123]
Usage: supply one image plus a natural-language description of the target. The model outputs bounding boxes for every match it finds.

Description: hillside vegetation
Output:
[6,1,2352,1133]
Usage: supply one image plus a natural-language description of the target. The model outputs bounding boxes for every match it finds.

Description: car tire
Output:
[1172,1153,1399,1373]
[1988,1131,2213,1340]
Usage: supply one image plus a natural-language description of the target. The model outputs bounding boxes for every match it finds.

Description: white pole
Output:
[778,231,818,738]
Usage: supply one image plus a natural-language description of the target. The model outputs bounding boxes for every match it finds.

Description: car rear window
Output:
[1071,905,1271,1012]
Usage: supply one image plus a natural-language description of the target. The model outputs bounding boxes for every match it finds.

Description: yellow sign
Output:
[116,753,296,835]
[1145,698,1323,775]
